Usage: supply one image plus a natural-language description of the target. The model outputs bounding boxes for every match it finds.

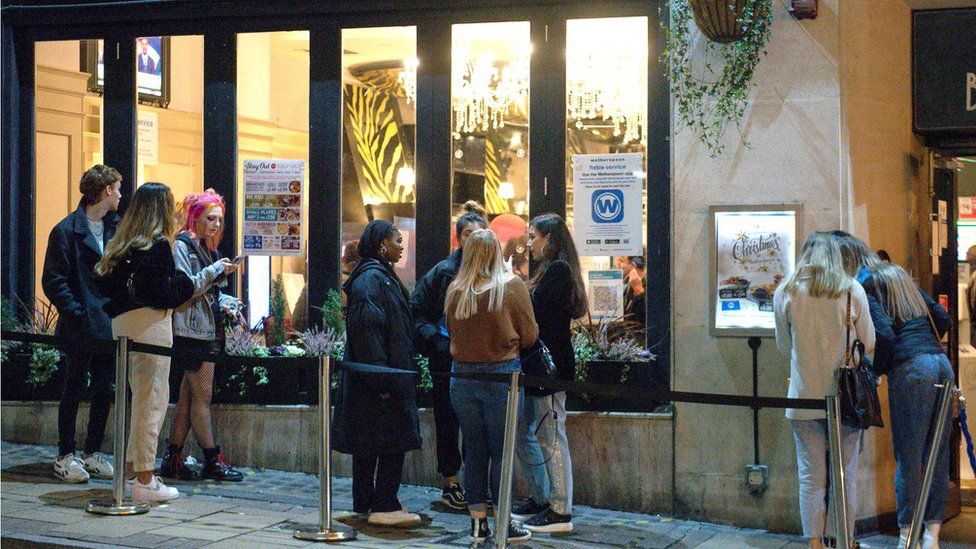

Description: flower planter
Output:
[689,0,768,43]
[566,360,666,412]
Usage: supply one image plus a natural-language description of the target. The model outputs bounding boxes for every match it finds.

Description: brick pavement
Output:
[3,441,974,548]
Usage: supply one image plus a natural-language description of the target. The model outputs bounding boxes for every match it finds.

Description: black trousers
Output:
[58,349,115,457]
[352,453,405,514]
[430,352,462,478]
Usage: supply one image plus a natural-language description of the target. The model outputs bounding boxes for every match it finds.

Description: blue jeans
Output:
[450,358,522,513]
[516,392,573,515]
[889,353,954,527]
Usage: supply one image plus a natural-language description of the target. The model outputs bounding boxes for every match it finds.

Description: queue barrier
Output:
[3,329,872,547]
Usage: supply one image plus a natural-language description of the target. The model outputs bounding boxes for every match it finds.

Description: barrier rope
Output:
[2,330,823,410]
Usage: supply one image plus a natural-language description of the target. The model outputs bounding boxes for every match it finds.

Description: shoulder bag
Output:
[520,338,557,397]
[838,290,884,429]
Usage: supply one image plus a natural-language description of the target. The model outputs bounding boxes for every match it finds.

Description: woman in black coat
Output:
[332,220,422,528]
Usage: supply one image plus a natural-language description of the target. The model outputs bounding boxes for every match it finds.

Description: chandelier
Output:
[451,42,529,134]
[398,57,418,104]
[566,18,647,144]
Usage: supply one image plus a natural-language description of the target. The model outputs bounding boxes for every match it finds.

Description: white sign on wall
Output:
[137,111,158,165]
[709,205,801,337]
[242,159,305,256]
[587,269,624,321]
[572,153,643,256]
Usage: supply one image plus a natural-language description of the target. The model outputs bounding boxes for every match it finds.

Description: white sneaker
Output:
[923,522,940,549]
[131,476,180,503]
[80,452,114,479]
[367,509,422,528]
[53,453,90,483]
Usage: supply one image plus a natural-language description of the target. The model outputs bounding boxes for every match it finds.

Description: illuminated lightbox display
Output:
[709,205,802,337]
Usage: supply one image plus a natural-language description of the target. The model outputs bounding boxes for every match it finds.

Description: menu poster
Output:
[572,153,644,256]
[242,159,305,256]
[710,206,799,337]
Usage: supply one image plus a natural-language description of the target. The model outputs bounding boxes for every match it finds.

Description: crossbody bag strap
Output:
[844,289,852,367]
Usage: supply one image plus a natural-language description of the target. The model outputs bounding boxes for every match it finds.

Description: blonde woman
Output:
[773,232,875,549]
[95,183,211,503]
[868,263,951,549]
[445,229,538,544]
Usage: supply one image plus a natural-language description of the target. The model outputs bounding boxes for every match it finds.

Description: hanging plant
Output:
[662,0,773,156]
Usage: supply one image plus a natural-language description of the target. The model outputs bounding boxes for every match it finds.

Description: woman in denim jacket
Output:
[159,190,242,482]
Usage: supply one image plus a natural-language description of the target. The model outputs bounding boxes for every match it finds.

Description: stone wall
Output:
[1,401,674,515]
[671,0,914,532]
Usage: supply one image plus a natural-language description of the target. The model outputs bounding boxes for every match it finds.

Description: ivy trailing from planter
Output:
[662,0,774,156]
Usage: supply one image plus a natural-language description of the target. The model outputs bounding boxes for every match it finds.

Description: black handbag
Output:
[520,339,557,397]
[838,291,884,429]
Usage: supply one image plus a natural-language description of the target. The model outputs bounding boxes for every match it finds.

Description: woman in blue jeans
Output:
[445,229,538,544]
[867,262,952,549]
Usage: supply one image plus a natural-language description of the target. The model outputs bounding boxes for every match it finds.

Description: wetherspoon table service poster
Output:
[242,159,305,256]
[709,205,801,337]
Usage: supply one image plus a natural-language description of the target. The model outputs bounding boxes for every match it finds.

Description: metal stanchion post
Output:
[295,356,356,542]
[825,396,850,549]
[87,337,150,515]
[493,370,522,549]
[906,382,955,549]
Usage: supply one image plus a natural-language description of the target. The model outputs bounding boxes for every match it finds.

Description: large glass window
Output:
[565,17,648,329]
[236,31,310,327]
[451,21,531,276]
[33,40,104,305]
[341,26,418,288]
[136,35,204,204]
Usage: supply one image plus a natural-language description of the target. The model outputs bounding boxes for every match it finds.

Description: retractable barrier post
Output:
[295,356,357,542]
[825,396,850,549]
[493,370,522,549]
[87,336,150,516]
[906,382,955,549]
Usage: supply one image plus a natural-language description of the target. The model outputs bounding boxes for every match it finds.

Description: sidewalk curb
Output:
[1,532,126,549]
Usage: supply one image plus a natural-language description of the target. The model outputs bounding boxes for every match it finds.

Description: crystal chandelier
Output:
[451,43,529,134]
[398,57,418,104]
[566,19,647,144]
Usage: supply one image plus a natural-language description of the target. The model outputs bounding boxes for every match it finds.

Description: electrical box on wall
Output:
[746,464,769,496]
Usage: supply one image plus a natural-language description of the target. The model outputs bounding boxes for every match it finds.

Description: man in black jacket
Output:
[42,165,122,483]
[409,208,487,510]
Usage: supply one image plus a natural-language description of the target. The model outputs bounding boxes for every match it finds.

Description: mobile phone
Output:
[231,251,245,265]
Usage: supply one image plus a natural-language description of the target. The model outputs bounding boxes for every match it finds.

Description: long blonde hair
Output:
[783,232,852,298]
[95,182,178,276]
[446,229,507,320]
[836,233,882,277]
[870,263,928,323]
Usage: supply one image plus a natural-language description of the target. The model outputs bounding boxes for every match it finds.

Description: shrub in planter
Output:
[1,297,65,401]
[568,323,661,412]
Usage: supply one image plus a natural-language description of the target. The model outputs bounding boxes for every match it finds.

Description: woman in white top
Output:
[774,232,875,549]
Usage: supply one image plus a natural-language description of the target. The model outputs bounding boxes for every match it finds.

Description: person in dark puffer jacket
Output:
[332,220,422,528]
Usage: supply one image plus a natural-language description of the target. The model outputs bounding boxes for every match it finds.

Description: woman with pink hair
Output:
[159,189,244,482]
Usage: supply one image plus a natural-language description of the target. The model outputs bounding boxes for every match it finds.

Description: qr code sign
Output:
[592,285,620,313]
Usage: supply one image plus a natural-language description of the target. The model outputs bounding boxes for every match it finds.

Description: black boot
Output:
[157,444,198,481]
[202,446,243,482]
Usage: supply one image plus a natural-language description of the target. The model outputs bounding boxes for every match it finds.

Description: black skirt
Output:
[172,335,222,372]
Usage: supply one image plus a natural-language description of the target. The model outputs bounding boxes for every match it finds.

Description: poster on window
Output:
[137,111,158,165]
[242,159,305,256]
[709,205,801,337]
[572,153,643,256]
[587,269,624,321]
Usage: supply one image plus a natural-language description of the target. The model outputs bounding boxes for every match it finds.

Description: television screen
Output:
[81,37,170,107]
[958,223,976,261]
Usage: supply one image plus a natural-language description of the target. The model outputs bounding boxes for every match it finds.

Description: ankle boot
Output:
[157,444,198,480]
[202,446,243,482]
[922,522,940,549]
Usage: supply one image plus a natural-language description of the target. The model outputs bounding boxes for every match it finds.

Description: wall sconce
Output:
[498,181,515,200]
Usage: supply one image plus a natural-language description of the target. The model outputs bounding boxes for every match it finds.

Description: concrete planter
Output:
[1,400,674,515]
